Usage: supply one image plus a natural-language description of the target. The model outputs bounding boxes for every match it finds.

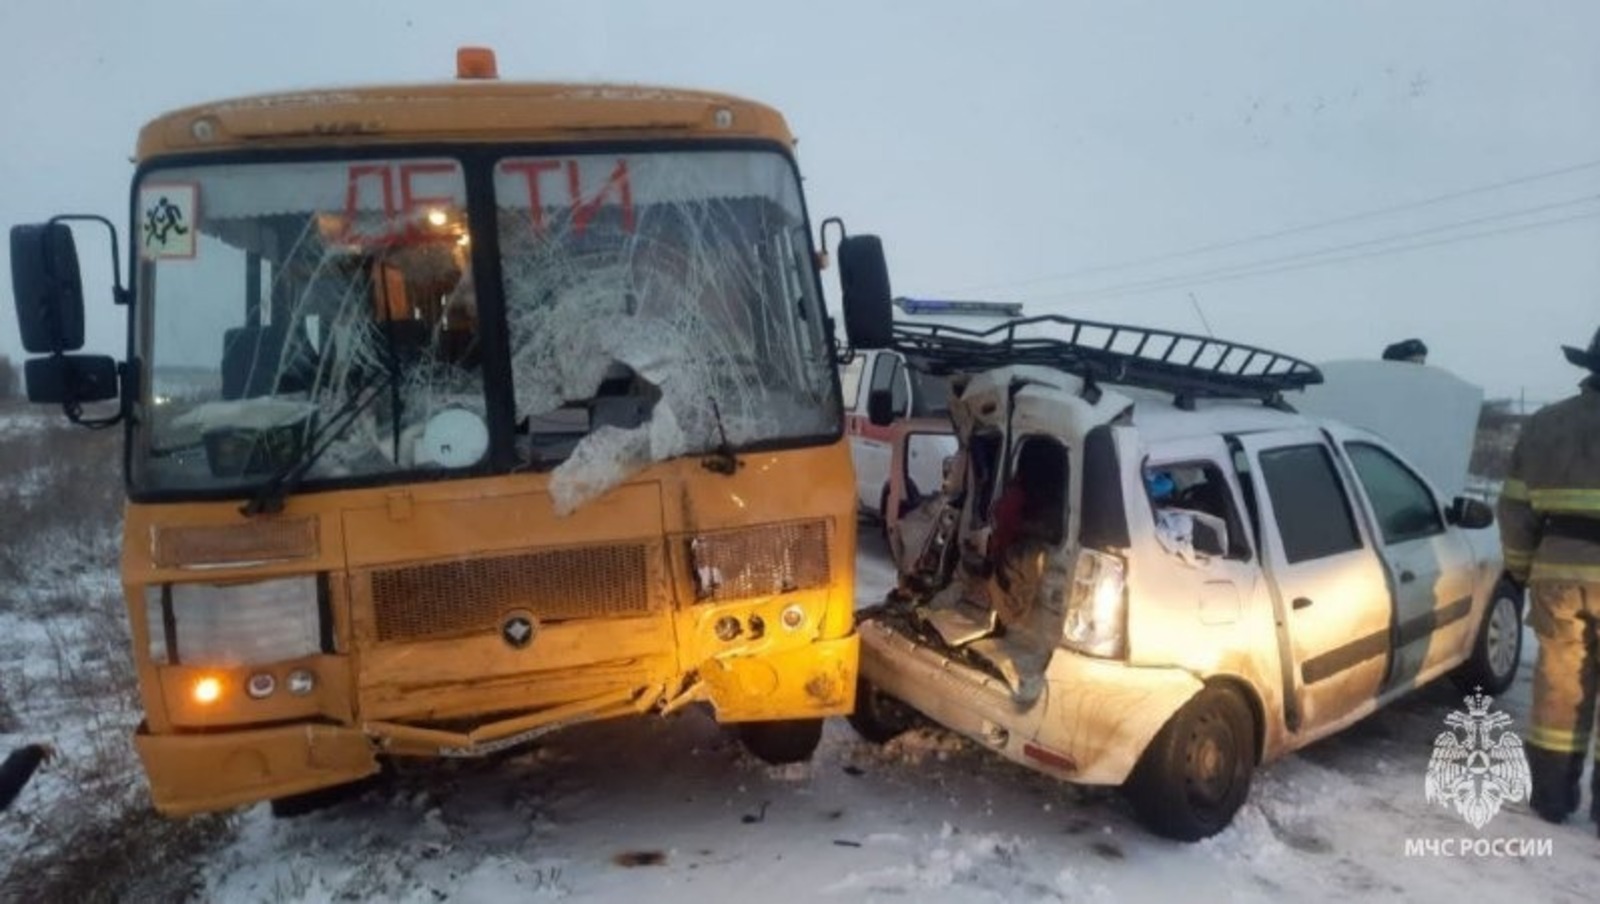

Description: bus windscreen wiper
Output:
[700,395,743,476]
[239,378,389,517]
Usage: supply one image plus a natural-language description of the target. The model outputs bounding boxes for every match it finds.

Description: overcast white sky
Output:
[2,0,1597,403]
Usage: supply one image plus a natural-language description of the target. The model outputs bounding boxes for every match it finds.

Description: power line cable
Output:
[1049,207,1600,305]
[949,154,1600,295]
[1024,192,1600,303]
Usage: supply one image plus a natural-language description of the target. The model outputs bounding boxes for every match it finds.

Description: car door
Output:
[905,430,957,504]
[1335,432,1477,688]
[848,351,912,513]
[843,350,881,510]
[1133,436,1262,662]
[1233,429,1392,733]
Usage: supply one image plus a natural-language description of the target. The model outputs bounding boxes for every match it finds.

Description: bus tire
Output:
[738,718,824,765]
[269,781,361,818]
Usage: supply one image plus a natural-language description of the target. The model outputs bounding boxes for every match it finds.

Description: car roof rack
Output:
[891,313,1323,409]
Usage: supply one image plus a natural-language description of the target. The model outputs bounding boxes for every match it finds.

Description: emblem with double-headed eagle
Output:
[1424,689,1531,829]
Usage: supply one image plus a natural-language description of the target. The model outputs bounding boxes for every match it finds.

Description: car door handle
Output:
[1292,597,1313,610]
[1399,570,1416,584]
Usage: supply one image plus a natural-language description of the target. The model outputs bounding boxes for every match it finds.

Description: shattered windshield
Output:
[494,150,838,512]
[132,159,485,493]
[129,149,838,502]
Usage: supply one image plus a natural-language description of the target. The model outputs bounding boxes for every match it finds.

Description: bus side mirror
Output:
[838,234,893,350]
[24,355,119,405]
[867,388,896,427]
[10,223,87,353]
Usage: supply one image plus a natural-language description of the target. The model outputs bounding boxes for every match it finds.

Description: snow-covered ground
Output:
[2,473,1596,901]
[0,411,51,441]
[182,533,1597,903]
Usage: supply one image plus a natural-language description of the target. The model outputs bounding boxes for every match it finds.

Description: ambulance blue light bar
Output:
[893,297,1024,317]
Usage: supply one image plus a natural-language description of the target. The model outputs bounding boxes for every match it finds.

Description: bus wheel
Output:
[269,781,362,818]
[268,765,389,818]
[738,718,824,765]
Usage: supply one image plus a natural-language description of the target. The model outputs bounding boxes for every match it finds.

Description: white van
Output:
[841,298,1019,519]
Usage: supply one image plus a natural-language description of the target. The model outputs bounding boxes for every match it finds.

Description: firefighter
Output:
[1498,325,1600,833]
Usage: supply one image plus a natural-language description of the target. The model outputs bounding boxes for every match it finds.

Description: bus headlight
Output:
[1061,549,1127,659]
[686,520,830,602]
[146,575,323,667]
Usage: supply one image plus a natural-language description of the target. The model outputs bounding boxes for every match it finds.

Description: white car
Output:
[840,347,956,520]
[843,318,1517,841]
[840,299,1020,520]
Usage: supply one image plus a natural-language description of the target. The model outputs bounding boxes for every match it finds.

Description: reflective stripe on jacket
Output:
[1497,378,1600,583]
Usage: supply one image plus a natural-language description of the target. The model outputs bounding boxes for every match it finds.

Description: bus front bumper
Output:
[133,632,859,816]
[135,722,379,816]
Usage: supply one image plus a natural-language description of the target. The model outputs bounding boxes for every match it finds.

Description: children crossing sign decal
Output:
[139,183,197,259]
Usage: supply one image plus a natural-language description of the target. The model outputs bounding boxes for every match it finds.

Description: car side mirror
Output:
[867,388,895,427]
[11,223,86,353]
[838,234,893,350]
[24,354,118,405]
[1447,496,1494,529]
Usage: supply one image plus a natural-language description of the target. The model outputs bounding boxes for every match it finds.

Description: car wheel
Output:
[1124,685,1256,842]
[847,676,922,744]
[1451,581,1523,696]
[738,718,824,765]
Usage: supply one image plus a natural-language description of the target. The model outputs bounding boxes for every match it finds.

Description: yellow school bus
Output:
[8,48,857,815]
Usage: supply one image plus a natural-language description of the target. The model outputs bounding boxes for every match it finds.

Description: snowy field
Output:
[1,416,1596,901]
[183,536,1598,904]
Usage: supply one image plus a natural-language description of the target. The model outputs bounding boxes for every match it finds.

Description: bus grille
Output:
[370,544,653,643]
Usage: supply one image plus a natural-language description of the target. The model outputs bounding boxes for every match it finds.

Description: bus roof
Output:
[136,81,795,160]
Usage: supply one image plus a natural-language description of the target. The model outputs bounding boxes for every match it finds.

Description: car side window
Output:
[1258,444,1363,564]
[908,367,950,418]
[1344,442,1444,544]
[890,361,910,415]
[1143,459,1252,561]
[840,355,864,411]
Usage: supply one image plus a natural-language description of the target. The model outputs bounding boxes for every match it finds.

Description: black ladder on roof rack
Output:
[891,313,1322,407]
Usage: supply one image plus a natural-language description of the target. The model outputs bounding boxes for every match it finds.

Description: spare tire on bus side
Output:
[838,234,893,350]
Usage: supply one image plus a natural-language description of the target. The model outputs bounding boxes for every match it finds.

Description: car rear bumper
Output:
[859,620,1200,785]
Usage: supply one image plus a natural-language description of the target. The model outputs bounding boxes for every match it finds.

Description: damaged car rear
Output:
[835,236,1516,841]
